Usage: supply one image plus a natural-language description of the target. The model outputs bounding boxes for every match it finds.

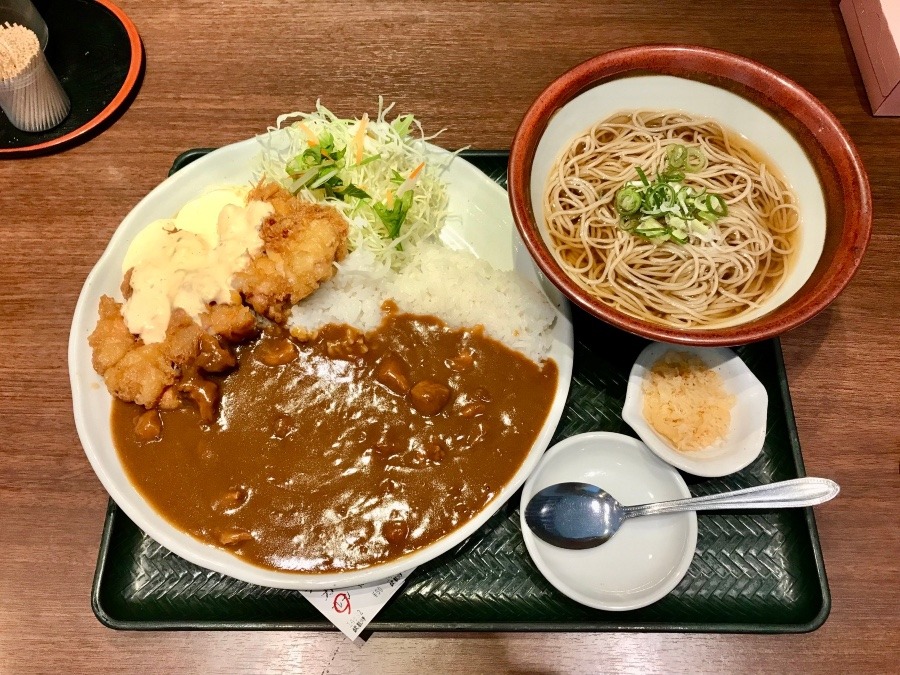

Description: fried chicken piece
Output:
[89,299,205,407]
[90,295,138,375]
[88,296,251,410]
[123,274,256,346]
[90,182,345,410]
[234,182,349,324]
[201,302,257,342]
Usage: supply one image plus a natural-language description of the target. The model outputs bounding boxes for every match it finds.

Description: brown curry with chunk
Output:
[112,305,558,573]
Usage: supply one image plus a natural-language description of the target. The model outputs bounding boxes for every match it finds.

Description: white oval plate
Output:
[622,342,768,477]
[69,133,574,589]
[529,75,826,327]
[520,432,697,611]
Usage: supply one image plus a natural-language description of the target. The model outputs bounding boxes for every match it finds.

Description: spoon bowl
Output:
[524,482,625,549]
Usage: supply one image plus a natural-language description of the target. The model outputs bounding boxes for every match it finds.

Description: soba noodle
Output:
[544,110,799,328]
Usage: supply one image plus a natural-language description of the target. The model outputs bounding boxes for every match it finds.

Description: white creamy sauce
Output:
[121,187,273,344]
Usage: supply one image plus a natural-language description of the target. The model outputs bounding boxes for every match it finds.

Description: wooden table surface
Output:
[1,0,897,672]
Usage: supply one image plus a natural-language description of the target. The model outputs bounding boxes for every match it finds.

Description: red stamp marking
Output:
[332,592,351,614]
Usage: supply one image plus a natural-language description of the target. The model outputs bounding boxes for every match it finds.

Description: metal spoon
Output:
[524,477,839,550]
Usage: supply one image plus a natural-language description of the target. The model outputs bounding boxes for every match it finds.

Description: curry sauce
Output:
[112,308,558,573]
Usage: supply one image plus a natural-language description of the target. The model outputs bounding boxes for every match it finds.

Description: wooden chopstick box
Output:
[840,0,900,116]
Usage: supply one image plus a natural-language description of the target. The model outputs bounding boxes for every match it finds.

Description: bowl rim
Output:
[508,44,873,346]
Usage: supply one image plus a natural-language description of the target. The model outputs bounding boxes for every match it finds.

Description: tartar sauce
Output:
[121,187,273,344]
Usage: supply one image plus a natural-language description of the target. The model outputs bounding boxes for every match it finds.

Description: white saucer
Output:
[519,432,697,611]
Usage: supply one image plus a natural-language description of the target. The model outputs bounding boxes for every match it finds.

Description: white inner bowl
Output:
[530,75,826,327]
[621,342,768,477]
[68,134,574,590]
[520,432,697,611]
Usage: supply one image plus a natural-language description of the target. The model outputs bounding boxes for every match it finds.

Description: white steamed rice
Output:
[289,243,556,362]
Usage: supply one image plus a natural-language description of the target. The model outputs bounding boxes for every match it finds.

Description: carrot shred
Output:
[354,113,369,165]
[409,161,425,180]
[296,122,319,146]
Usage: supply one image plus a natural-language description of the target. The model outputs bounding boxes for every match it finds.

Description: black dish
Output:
[0,0,143,157]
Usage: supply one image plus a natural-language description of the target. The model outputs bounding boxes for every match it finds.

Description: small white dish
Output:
[520,432,697,611]
[622,343,768,478]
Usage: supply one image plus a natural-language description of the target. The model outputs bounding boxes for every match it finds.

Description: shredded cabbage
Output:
[257,99,454,269]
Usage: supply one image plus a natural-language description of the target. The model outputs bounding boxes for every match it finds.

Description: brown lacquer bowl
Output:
[508,45,872,345]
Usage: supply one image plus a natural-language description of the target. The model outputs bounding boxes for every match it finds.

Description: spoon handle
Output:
[623,477,840,518]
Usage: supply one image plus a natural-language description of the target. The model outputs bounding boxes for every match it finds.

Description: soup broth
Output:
[544,109,800,328]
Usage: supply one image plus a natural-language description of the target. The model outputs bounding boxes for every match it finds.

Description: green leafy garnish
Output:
[286,129,424,240]
[265,103,446,265]
[391,114,415,137]
[356,153,382,167]
[286,133,368,202]
[334,184,371,200]
[613,144,726,245]
[373,190,414,242]
[285,130,421,241]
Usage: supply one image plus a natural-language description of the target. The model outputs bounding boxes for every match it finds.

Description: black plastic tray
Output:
[91,150,830,632]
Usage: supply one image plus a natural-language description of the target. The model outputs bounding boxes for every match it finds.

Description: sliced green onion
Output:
[659,169,685,182]
[666,144,688,169]
[615,186,642,215]
[690,220,710,235]
[685,147,707,172]
[310,168,340,189]
[612,147,724,247]
[635,218,668,236]
[356,153,382,167]
[635,166,650,187]
[288,167,319,186]
[642,183,676,212]
[705,193,728,217]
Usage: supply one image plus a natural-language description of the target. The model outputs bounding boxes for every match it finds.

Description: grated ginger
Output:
[642,351,735,452]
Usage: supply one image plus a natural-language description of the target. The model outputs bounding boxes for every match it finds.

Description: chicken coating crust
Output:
[90,295,138,375]
[234,182,349,324]
[88,296,252,408]
[200,302,257,342]
[89,297,204,407]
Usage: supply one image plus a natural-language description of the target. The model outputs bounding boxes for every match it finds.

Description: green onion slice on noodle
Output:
[613,145,727,246]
